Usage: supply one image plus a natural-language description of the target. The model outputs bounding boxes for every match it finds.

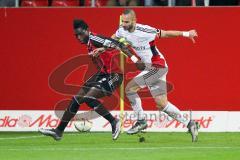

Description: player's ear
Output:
[132,17,137,24]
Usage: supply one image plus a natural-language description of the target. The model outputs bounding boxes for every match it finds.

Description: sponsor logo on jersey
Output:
[133,46,147,51]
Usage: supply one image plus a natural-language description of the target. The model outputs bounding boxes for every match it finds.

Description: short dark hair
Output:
[123,9,134,15]
[73,19,89,30]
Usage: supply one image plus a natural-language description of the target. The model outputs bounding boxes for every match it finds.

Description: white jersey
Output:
[115,23,167,67]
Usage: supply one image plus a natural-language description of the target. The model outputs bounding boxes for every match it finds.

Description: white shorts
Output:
[134,67,168,97]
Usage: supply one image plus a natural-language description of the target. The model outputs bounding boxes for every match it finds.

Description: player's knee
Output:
[83,96,100,109]
[74,95,84,104]
[155,96,168,110]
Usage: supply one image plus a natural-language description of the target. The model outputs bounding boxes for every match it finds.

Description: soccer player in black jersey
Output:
[39,19,145,141]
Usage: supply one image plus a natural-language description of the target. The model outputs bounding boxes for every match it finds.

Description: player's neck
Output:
[129,24,136,33]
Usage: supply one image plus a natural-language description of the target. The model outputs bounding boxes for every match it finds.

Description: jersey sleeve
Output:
[89,34,118,49]
[137,24,161,41]
[115,26,124,39]
[89,34,135,58]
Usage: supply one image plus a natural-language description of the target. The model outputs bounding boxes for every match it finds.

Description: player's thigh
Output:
[74,73,100,101]
[76,72,100,96]
[83,73,118,98]
[133,67,168,90]
[125,79,142,93]
[75,86,86,96]
[144,67,168,86]
[132,70,149,89]
[148,79,167,97]
[84,87,106,99]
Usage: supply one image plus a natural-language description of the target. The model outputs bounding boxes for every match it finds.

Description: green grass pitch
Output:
[0,132,239,160]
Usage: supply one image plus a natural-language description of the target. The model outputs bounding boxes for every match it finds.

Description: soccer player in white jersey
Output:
[94,9,199,142]
[118,9,200,142]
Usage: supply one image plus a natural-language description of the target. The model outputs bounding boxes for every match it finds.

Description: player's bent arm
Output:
[92,35,144,69]
[92,34,120,54]
[111,40,145,70]
[94,36,135,60]
[114,41,135,59]
[102,36,133,59]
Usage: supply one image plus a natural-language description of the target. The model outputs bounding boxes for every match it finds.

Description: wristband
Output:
[183,32,190,37]
[130,55,138,63]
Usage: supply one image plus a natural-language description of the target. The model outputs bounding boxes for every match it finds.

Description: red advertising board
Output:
[0,7,240,111]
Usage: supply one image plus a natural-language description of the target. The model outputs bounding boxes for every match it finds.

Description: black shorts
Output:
[83,72,123,96]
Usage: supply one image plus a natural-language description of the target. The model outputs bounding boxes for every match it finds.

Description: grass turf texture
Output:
[0,132,239,160]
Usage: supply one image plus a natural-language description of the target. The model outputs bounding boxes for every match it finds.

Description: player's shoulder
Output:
[117,25,124,32]
[135,23,157,34]
[115,25,126,38]
[136,23,155,29]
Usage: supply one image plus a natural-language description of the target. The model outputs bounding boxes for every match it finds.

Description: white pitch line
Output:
[1,147,240,151]
[0,133,79,140]
[0,135,44,140]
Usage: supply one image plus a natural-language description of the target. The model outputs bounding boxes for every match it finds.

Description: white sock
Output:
[126,92,145,120]
[162,102,189,126]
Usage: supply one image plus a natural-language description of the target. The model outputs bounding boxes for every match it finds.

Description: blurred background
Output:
[0,0,239,7]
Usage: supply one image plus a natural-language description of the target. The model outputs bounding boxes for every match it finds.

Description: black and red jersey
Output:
[87,32,122,74]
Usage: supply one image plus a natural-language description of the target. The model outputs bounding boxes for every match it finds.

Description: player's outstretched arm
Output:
[160,29,198,43]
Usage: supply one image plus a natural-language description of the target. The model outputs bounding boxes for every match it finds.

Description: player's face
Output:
[121,14,135,32]
[75,28,89,44]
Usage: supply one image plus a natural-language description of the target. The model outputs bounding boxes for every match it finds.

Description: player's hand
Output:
[91,47,106,57]
[135,60,146,71]
[188,30,198,43]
